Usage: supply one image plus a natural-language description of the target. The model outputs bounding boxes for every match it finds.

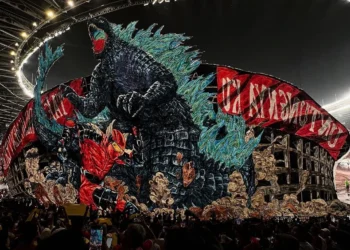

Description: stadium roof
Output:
[0,0,165,138]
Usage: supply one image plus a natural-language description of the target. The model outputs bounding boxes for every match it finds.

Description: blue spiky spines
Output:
[111,22,201,85]
[110,21,262,171]
[33,43,65,150]
[108,21,263,206]
[32,19,263,209]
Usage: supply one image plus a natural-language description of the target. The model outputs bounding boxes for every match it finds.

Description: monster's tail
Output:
[181,156,230,208]
[33,43,64,150]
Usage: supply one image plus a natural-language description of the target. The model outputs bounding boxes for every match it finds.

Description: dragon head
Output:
[88,17,111,57]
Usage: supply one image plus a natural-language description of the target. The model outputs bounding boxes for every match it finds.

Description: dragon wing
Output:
[80,138,113,180]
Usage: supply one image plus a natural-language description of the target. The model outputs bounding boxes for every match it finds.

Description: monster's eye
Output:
[88,24,108,54]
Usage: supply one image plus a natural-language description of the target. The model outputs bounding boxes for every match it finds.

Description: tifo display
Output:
[1,17,350,219]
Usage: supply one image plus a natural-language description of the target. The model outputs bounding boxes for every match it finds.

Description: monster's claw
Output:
[129,92,145,117]
[116,94,129,113]
[117,91,145,117]
[59,84,73,96]
[122,95,129,113]
[116,95,123,109]
[132,104,145,118]
[127,92,136,114]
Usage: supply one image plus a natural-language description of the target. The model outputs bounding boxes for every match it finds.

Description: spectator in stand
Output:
[119,223,146,250]
[39,219,51,240]
[273,234,299,250]
[0,223,10,250]
[320,228,332,250]
[2,201,350,250]
[37,229,87,250]
[150,217,163,239]
[292,225,314,250]
[164,226,222,250]
[334,229,350,250]
[310,224,327,250]
[51,219,65,235]
[12,221,38,250]
[235,224,260,250]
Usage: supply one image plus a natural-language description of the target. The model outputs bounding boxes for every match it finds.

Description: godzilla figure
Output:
[60,18,177,127]
[33,44,138,215]
[60,17,262,208]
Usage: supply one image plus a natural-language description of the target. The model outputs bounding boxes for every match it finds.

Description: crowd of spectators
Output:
[1,203,350,250]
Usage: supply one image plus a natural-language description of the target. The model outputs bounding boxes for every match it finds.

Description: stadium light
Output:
[323,94,350,109]
[46,10,55,18]
[32,22,38,27]
[20,32,28,38]
[327,104,350,114]
[67,0,75,7]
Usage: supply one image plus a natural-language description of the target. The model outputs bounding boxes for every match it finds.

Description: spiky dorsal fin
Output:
[110,20,262,169]
[111,21,199,85]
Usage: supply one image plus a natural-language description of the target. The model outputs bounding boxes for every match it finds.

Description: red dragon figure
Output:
[79,122,129,211]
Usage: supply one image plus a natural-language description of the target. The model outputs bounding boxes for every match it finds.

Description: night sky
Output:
[23,0,350,105]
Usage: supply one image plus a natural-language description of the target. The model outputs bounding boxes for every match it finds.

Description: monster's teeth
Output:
[88,24,97,39]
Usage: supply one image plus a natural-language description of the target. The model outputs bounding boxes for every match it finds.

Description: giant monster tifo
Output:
[2,17,349,212]
[33,17,260,209]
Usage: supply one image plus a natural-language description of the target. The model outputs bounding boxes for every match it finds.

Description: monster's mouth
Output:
[88,23,107,54]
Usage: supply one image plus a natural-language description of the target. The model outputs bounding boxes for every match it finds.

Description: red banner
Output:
[0,78,85,175]
[217,66,349,160]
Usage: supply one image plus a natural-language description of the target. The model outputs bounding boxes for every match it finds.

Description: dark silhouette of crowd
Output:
[1,203,350,250]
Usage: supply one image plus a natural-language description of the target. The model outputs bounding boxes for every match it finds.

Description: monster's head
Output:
[87,17,112,57]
